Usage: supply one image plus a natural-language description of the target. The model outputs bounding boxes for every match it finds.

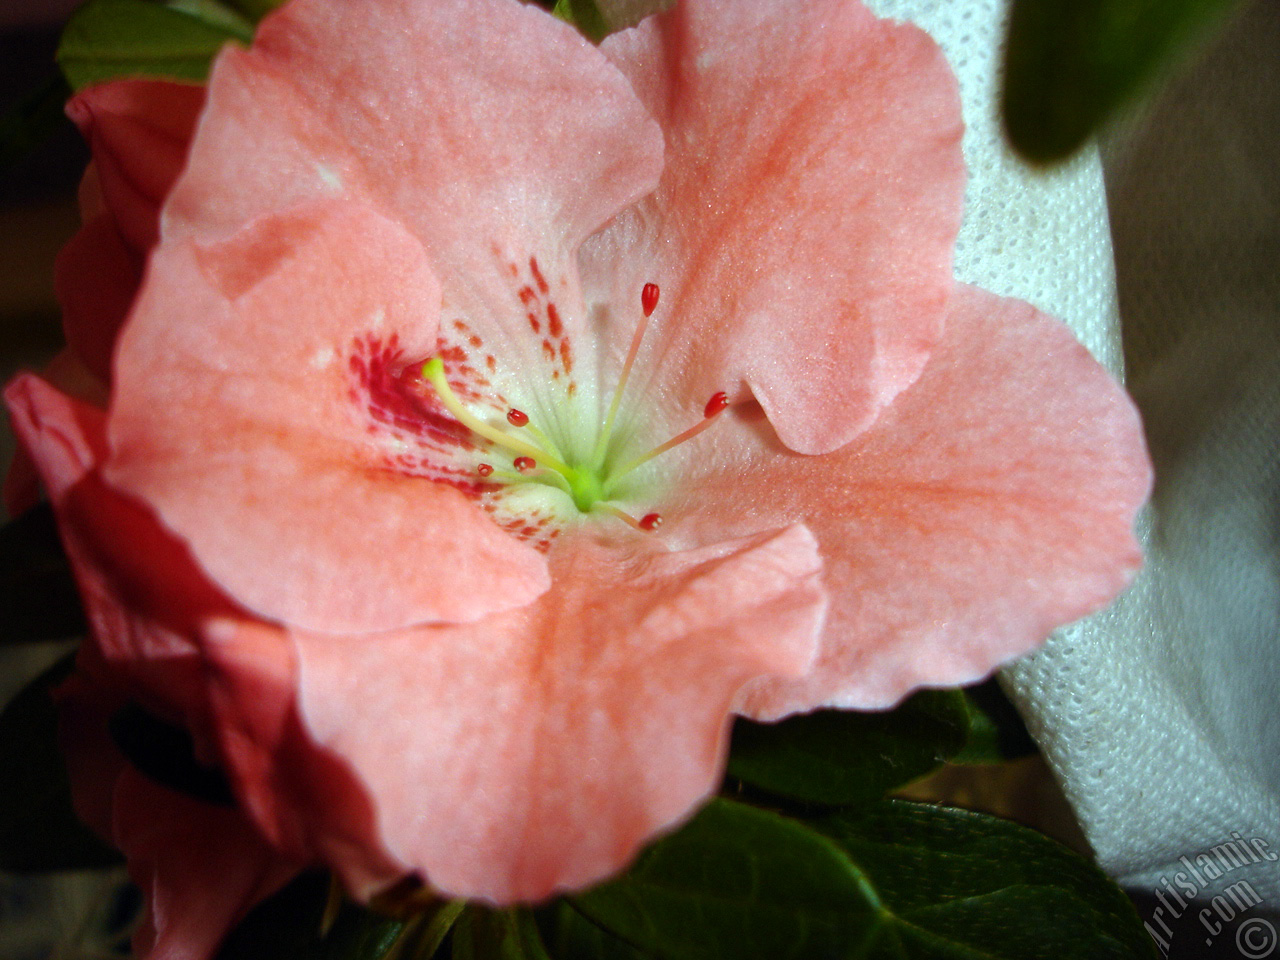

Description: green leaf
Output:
[537,901,650,960]
[725,691,968,806]
[573,799,884,960]
[0,74,75,176]
[0,503,88,646]
[221,0,288,23]
[453,907,553,960]
[810,801,1159,959]
[216,872,407,960]
[574,798,1155,960]
[1002,0,1247,162]
[401,899,466,960]
[164,0,257,38]
[58,0,251,90]
[551,0,610,44]
[953,680,1038,765]
[0,652,123,871]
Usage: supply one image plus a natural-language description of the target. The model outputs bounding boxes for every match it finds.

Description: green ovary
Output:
[564,465,608,514]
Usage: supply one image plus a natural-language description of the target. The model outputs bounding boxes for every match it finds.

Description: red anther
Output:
[704,391,729,418]
[514,456,537,473]
[506,408,529,427]
[639,512,663,531]
[477,463,494,477]
[641,282,660,318]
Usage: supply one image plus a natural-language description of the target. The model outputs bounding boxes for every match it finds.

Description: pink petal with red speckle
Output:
[163,0,661,385]
[582,0,965,454]
[105,201,551,634]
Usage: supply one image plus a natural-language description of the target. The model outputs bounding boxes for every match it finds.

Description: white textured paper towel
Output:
[866,0,1280,899]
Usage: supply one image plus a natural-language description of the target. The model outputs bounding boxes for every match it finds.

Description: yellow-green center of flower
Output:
[420,283,728,531]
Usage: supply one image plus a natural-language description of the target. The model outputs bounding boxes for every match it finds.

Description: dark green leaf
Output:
[538,901,651,960]
[811,800,1159,959]
[222,0,288,22]
[551,0,610,44]
[165,0,257,37]
[58,0,251,90]
[109,701,235,806]
[953,679,1037,765]
[0,652,122,870]
[572,799,883,960]
[453,907,553,960]
[402,899,465,960]
[216,872,407,960]
[1002,0,1247,162]
[726,691,968,806]
[0,503,88,645]
[573,798,1155,960]
[0,74,75,176]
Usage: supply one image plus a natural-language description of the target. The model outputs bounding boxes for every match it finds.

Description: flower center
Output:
[419,283,728,531]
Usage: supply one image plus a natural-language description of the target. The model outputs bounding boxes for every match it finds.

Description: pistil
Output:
[421,357,571,475]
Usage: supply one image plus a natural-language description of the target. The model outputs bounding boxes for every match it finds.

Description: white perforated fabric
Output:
[867,0,1280,898]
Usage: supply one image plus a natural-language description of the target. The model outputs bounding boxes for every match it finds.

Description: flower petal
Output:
[65,80,204,254]
[116,768,299,960]
[5,374,225,731]
[105,200,551,633]
[5,374,108,501]
[3,350,106,514]
[583,0,965,453]
[163,0,662,367]
[208,526,825,903]
[55,81,204,382]
[55,213,141,382]
[58,675,300,960]
[201,620,403,897]
[667,285,1151,715]
[10,377,302,958]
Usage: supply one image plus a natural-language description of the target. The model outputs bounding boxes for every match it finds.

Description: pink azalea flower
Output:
[7,0,1150,934]
[4,80,202,516]
[9,377,301,960]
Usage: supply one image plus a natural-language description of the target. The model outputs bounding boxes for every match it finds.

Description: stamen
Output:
[420,293,700,537]
[421,357,571,474]
[595,503,643,531]
[595,282,660,464]
[612,391,731,477]
[641,282,660,318]
[594,505,662,532]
